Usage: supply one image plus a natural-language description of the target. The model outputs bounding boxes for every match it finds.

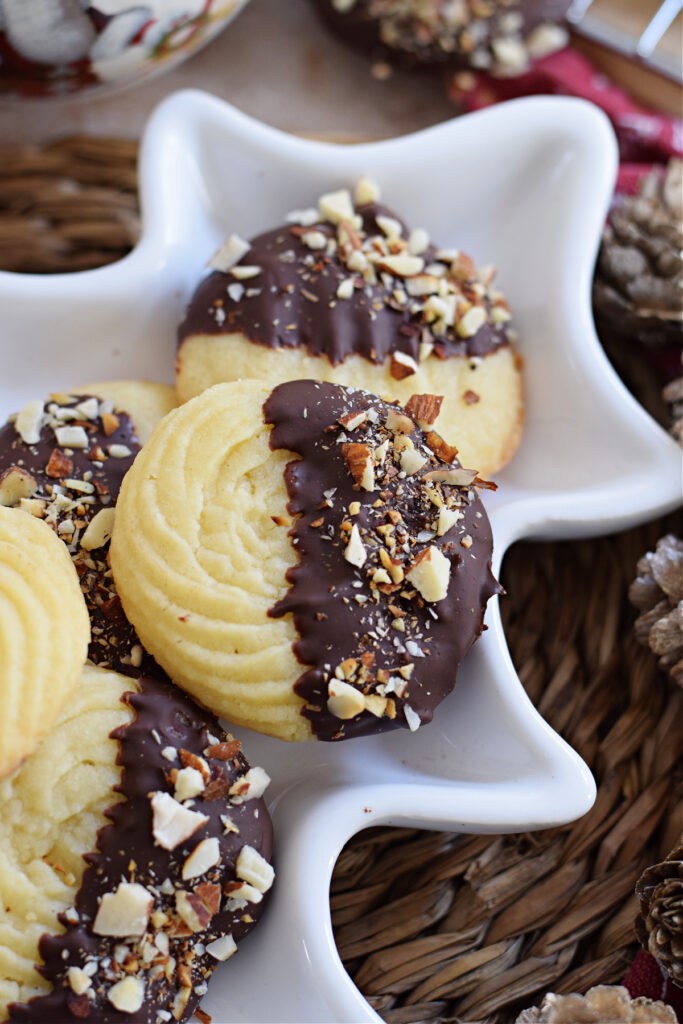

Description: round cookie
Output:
[110,379,501,742]
[176,183,523,478]
[1,663,274,1023]
[0,387,168,675]
[312,0,570,74]
[0,506,89,779]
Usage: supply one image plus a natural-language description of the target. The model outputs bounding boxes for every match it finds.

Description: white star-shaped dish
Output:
[0,90,680,1023]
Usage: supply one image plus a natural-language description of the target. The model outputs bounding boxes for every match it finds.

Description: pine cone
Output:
[515,984,676,1022]
[629,534,683,688]
[635,842,683,985]
[662,374,683,445]
[593,159,683,347]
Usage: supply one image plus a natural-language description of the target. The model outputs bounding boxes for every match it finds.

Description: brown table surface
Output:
[0,0,679,145]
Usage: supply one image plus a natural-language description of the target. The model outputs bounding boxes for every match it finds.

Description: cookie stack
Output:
[0,177,520,1019]
[0,385,273,1024]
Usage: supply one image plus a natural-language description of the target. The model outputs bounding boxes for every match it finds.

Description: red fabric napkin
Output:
[446,47,683,186]
[623,949,683,1021]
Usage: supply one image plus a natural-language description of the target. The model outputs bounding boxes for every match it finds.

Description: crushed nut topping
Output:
[93,882,153,938]
[205,934,237,962]
[208,233,250,273]
[235,846,275,894]
[14,399,45,445]
[265,380,502,741]
[179,180,514,371]
[0,393,154,676]
[327,1,568,74]
[12,676,274,1024]
[151,792,209,851]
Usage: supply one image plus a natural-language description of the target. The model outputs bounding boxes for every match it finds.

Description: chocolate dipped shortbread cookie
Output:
[312,0,570,74]
[176,181,523,478]
[0,383,175,675]
[0,506,89,779]
[0,664,274,1024]
[110,379,501,742]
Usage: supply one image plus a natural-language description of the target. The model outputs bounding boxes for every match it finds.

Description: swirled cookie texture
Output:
[0,506,89,779]
[0,385,173,676]
[110,379,501,742]
[176,180,523,477]
[313,0,570,73]
[110,379,306,740]
[1,664,274,1024]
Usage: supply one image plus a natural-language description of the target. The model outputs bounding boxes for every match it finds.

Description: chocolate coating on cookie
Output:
[313,0,570,71]
[265,380,501,740]
[0,393,154,676]
[7,675,274,1024]
[178,201,511,367]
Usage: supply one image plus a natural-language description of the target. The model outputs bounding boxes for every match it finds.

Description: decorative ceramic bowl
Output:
[0,0,249,99]
[1,91,680,1022]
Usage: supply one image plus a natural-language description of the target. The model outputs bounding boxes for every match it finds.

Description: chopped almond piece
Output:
[46,448,74,479]
[101,412,120,437]
[404,394,443,430]
[205,739,241,760]
[175,890,213,932]
[93,882,152,937]
[377,254,424,277]
[406,546,451,603]
[390,351,418,380]
[385,409,415,434]
[424,467,477,487]
[327,679,365,719]
[424,431,459,464]
[338,409,368,431]
[344,523,367,567]
[15,400,44,445]
[209,233,250,272]
[0,466,38,506]
[342,442,375,491]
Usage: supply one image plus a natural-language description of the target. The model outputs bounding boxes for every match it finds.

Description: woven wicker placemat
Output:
[0,137,139,273]
[1,137,680,1024]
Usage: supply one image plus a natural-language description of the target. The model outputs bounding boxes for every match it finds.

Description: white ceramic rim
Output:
[1,90,681,1023]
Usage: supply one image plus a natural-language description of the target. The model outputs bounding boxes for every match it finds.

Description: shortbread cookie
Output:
[176,182,523,476]
[75,380,177,444]
[313,0,569,73]
[0,506,89,779]
[110,379,501,742]
[0,389,160,675]
[1,664,274,1023]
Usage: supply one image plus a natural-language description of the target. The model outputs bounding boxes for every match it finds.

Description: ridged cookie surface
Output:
[0,507,89,779]
[110,380,308,740]
[2,664,274,1024]
[0,664,130,1015]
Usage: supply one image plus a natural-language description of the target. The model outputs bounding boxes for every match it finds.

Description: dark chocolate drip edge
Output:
[264,380,502,742]
[6,675,273,1024]
[0,393,167,679]
[177,202,511,366]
